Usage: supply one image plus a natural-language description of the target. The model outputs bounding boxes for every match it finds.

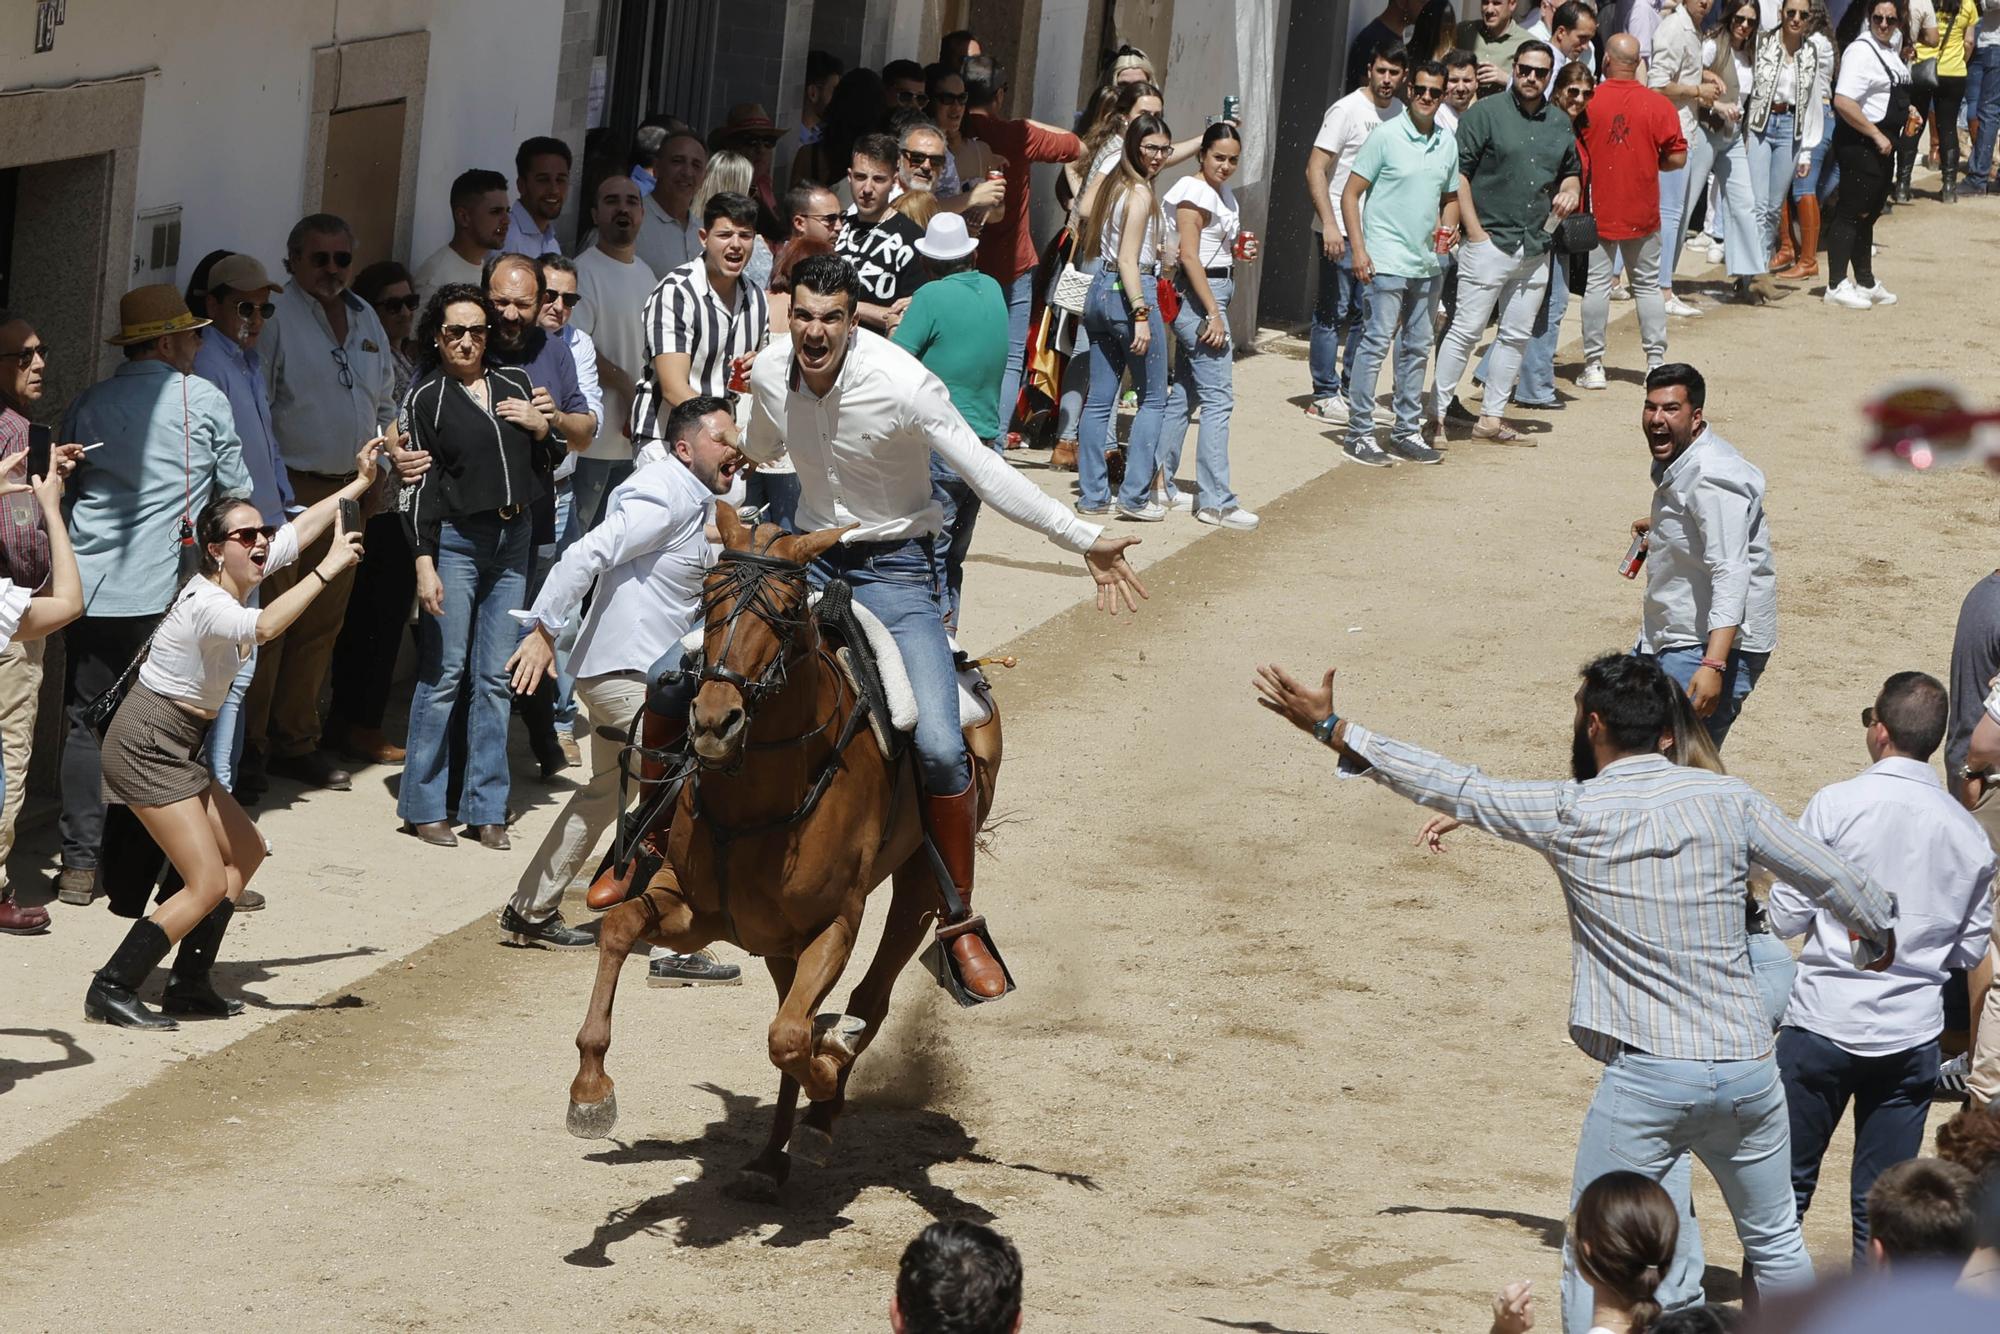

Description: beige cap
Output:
[206,253,280,299]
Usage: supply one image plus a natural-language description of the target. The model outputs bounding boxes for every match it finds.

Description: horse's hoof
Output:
[812,1012,868,1060]
[728,1166,784,1201]
[787,1123,834,1167]
[566,1091,619,1139]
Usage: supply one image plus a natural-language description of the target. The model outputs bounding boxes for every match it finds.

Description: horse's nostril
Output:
[720,708,744,736]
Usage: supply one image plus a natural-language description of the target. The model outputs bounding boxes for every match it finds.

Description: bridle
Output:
[696,538,816,716]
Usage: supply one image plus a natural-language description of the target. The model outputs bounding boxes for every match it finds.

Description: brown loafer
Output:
[401,820,459,847]
[340,725,406,765]
[473,824,511,851]
[948,933,1008,999]
[0,897,51,935]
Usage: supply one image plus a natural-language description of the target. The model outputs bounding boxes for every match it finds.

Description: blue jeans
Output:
[1309,252,1368,396]
[744,469,802,532]
[1708,128,1765,278]
[1346,272,1441,448]
[1478,253,1569,405]
[1795,104,1840,201]
[1079,267,1170,511]
[1971,45,2000,183]
[1160,274,1238,512]
[398,513,531,827]
[929,455,980,632]
[1656,644,1770,749]
[204,645,258,788]
[1777,1025,1940,1261]
[1560,1050,1814,1334]
[810,538,967,794]
[1748,110,1797,257]
[990,270,1035,450]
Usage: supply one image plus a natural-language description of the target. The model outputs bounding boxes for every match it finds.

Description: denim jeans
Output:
[1778,1026,1940,1261]
[1971,45,2000,183]
[1160,274,1238,513]
[1079,267,1170,511]
[990,269,1036,449]
[810,538,967,793]
[744,469,803,532]
[1656,644,1769,749]
[1431,238,1550,420]
[1309,252,1369,396]
[1660,123,1717,286]
[1707,128,1766,277]
[1748,111,1797,257]
[554,457,636,730]
[1560,1050,1814,1334]
[1346,272,1442,449]
[1582,233,1668,367]
[1795,104,1840,201]
[398,513,531,828]
[204,638,258,789]
[1479,252,1569,405]
[929,455,980,632]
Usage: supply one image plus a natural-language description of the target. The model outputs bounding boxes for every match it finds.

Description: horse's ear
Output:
[714,502,751,550]
[777,523,857,567]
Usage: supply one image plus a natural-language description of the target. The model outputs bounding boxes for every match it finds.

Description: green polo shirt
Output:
[1351,111,1462,280]
[890,269,1009,442]
[1455,88,1581,259]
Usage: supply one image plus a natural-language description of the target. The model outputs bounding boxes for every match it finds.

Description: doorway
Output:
[321,101,408,269]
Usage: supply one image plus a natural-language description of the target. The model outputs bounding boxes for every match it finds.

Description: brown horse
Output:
[566,508,1001,1195]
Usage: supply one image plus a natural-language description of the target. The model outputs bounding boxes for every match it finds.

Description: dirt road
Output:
[3,193,1996,1332]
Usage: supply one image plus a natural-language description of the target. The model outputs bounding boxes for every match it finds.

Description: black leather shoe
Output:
[647,949,742,987]
[474,824,511,851]
[498,904,596,950]
[267,750,352,791]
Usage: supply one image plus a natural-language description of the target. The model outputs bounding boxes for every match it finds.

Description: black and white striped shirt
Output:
[630,258,769,448]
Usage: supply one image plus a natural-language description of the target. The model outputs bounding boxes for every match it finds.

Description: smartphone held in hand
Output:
[338,497,362,536]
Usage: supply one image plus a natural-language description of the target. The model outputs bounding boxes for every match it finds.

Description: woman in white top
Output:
[1825,0,1912,307]
[1075,114,1175,519]
[1158,123,1259,531]
[1751,0,1834,273]
[83,440,375,1031]
[1492,1171,1678,1334]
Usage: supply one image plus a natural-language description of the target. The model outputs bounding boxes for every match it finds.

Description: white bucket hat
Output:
[914,212,979,262]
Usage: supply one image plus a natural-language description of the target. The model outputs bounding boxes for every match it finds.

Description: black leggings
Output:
[1828,124,1893,287]
[1900,76,1968,179]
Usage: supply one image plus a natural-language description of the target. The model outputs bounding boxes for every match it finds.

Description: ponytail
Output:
[1572,1172,1679,1334]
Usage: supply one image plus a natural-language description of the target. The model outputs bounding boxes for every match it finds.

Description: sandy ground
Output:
[3,186,1998,1332]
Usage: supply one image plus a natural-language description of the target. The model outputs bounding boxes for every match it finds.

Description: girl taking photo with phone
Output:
[83,438,378,1029]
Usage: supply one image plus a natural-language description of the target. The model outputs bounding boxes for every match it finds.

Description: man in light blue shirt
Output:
[58,284,251,887]
[504,135,571,257]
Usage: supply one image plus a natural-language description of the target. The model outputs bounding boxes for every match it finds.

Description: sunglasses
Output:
[1516,63,1553,78]
[1861,706,1878,728]
[1411,83,1446,100]
[543,291,582,309]
[1730,14,1757,24]
[1783,6,1810,15]
[803,211,846,229]
[1870,13,1897,22]
[224,524,280,547]
[374,293,421,313]
[309,250,353,269]
[1562,87,1596,100]
[902,149,948,169]
[930,90,968,105]
[0,344,47,365]
[235,301,277,320]
[441,323,489,341]
[893,89,924,104]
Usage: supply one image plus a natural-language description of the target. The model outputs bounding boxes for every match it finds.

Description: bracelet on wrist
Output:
[1698,657,1728,672]
[311,569,330,588]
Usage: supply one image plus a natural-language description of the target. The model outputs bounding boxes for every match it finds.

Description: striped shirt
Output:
[630,259,768,448]
[1339,729,1897,1063]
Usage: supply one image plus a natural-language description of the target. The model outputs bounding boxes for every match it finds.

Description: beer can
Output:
[728,354,752,393]
[1232,229,1256,262]
[987,169,1005,181]
[1619,532,1648,579]
[1433,225,1454,256]
[1222,94,1241,122]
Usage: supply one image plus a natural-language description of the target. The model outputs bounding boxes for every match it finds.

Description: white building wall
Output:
[0,0,563,287]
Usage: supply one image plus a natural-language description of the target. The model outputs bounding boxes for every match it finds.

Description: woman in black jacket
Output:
[394,283,559,848]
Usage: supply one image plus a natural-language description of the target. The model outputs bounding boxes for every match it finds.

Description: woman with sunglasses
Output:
[82,442,374,1028]
[1076,115,1175,519]
[1826,0,1913,307]
[1703,0,1778,304]
[396,284,560,849]
[1753,0,1834,274]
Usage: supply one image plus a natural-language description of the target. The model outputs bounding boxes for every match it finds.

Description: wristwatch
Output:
[1313,711,1342,745]
[1957,763,1989,784]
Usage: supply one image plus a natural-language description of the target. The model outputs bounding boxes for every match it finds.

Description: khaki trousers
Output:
[242,471,358,758]
[0,637,43,893]
[1969,795,2000,1106]
[507,673,647,921]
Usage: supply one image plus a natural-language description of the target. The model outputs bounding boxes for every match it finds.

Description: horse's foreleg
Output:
[768,915,860,1104]
[567,881,692,1139]
[734,958,801,1199]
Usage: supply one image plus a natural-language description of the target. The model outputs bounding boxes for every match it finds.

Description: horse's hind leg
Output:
[734,957,801,1199]
[567,882,694,1139]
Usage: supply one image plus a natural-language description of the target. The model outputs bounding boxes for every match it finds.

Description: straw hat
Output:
[105,283,211,346]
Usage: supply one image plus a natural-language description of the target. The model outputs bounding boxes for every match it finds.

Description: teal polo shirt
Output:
[890,269,1009,442]
[1350,111,1463,280]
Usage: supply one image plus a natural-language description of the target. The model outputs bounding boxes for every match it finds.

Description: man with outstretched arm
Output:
[1253,651,1897,1332]
[743,254,1146,998]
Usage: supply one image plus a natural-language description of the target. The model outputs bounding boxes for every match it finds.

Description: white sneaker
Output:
[1608,282,1632,302]
[1662,292,1702,318]
[1195,506,1260,530]
[1576,360,1607,391]
[1702,236,1725,264]
[1157,484,1193,512]
[1823,279,1872,310]
[1304,395,1350,425]
[1116,500,1167,522]
[1857,280,1898,306]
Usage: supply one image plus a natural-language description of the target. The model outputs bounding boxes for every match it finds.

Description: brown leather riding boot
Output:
[925,780,1006,999]
[586,698,686,911]
[1768,198,1795,272]
[1776,196,1820,280]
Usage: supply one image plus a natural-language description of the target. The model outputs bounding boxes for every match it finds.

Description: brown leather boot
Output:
[586,692,686,911]
[1049,438,1079,471]
[340,724,406,765]
[1768,198,1795,272]
[1776,196,1820,280]
[0,894,50,935]
[925,780,1005,999]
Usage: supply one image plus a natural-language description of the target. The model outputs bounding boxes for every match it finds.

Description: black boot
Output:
[161,899,243,1017]
[84,919,179,1030]
[1894,158,1915,204]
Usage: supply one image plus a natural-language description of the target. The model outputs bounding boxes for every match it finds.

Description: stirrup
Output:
[919,913,1016,1007]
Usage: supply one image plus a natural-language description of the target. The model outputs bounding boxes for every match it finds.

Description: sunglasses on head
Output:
[543,291,582,308]
[224,524,279,547]
[442,323,489,341]
[309,250,353,269]
[374,293,421,313]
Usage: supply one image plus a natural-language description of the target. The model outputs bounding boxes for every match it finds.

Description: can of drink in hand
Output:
[1222,94,1241,122]
[987,169,1005,181]
[728,354,752,393]
[1232,228,1256,262]
[1619,532,1649,579]
[1433,225,1454,255]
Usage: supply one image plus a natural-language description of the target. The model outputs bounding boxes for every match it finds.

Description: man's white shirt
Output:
[1312,88,1404,236]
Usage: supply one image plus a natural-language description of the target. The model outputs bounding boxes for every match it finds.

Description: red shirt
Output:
[964,110,1083,283]
[1578,79,1687,242]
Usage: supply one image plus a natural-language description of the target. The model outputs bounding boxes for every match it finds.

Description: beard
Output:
[1571,719,1600,782]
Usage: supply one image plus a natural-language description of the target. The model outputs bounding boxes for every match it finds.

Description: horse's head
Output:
[688,504,852,768]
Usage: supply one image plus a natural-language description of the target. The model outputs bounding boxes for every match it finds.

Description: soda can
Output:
[1232,229,1256,262]
[1619,532,1648,579]
[1433,225,1454,255]
[1222,94,1240,122]
[987,169,1005,181]
[728,354,752,393]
